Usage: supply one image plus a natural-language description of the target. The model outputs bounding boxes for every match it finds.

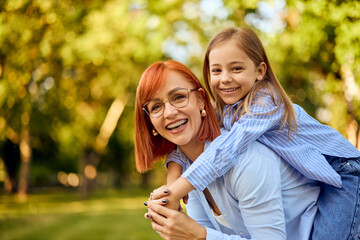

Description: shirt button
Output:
[347,162,350,166]
[212,190,215,194]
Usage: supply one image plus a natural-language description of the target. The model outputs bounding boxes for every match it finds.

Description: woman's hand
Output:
[145,201,206,240]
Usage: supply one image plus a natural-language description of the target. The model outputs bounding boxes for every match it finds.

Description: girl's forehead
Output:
[212,39,239,50]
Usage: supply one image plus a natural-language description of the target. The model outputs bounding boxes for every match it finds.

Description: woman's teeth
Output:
[166,120,188,130]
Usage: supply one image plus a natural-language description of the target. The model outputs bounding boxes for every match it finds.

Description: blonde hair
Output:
[203,27,297,136]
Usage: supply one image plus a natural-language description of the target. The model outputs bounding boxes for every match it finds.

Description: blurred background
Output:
[0,0,359,239]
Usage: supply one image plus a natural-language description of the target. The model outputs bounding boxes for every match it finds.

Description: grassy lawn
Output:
[0,188,161,240]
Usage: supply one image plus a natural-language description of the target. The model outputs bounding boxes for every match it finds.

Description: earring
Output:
[201,109,207,118]
[152,129,158,136]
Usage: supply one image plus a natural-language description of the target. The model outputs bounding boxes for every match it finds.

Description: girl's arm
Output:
[154,93,283,203]
[183,94,283,191]
[167,161,183,185]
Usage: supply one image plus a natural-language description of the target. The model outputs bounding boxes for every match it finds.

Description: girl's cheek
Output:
[210,77,217,86]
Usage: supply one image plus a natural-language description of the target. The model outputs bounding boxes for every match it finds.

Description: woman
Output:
[134,60,320,239]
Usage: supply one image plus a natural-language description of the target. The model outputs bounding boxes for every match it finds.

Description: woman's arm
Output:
[147,201,206,239]
[148,144,286,239]
[147,201,270,240]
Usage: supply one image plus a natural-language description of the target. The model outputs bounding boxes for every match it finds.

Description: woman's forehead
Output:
[153,71,193,96]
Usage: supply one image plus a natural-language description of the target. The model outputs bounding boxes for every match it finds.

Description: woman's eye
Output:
[172,94,186,103]
[151,103,162,113]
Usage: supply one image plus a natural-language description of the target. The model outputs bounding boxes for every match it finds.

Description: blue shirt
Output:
[168,89,360,190]
[173,140,320,240]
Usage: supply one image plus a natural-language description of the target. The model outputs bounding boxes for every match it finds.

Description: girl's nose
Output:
[220,71,232,84]
[163,102,178,118]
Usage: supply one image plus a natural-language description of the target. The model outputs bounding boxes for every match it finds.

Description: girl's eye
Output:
[233,66,243,71]
[211,68,221,74]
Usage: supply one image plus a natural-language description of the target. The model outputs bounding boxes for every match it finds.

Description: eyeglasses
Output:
[142,88,199,118]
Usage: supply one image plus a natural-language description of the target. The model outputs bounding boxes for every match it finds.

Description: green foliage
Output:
[1,0,359,190]
[273,0,360,136]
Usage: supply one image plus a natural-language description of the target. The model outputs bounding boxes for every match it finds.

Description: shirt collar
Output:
[223,98,244,116]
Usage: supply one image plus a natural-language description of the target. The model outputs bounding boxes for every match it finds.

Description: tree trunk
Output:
[80,95,129,198]
[340,64,360,149]
[79,148,98,199]
[17,127,31,202]
[3,138,20,194]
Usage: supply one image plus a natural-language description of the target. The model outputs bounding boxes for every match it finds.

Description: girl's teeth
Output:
[223,88,236,92]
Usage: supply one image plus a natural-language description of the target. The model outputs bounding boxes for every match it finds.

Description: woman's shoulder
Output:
[225,141,283,202]
[229,141,281,178]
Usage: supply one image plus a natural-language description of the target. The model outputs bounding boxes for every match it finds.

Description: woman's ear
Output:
[197,88,206,110]
[256,62,267,81]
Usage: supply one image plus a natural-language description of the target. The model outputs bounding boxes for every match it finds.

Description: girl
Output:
[150,27,360,240]
[135,60,320,239]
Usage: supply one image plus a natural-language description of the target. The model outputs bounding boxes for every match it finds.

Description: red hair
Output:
[134,60,221,173]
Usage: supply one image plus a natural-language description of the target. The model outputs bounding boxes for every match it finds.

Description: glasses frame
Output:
[142,88,199,118]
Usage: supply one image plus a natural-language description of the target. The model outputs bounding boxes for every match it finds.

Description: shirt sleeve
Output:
[205,227,251,240]
[182,94,284,190]
[164,149,187,170]
[186,191,215,229]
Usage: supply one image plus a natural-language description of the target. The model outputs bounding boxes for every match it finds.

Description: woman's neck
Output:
[179,141,204,162]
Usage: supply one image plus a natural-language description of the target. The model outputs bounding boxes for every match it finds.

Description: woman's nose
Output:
[163,102,178,118]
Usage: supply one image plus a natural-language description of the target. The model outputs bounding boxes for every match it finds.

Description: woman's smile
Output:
[149,70,204,152]
[166,119,188,131]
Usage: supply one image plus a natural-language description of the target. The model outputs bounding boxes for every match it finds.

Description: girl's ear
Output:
[256,62,267,81]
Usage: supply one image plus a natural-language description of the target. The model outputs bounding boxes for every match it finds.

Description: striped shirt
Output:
[167,88,360,191]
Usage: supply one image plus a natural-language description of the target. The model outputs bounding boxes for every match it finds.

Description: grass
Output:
[0,187,161,240]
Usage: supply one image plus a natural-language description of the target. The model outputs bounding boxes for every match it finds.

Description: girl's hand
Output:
[151,188,189,205]
[146,201,206,240]
[149,187,181,211]
[149,185,169,201]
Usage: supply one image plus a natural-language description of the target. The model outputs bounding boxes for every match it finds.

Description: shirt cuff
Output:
[205,227,222,240]
[181,156,219,191]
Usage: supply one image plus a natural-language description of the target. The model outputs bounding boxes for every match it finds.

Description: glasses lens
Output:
[143,88,193,118]
[169,89,189,108]
[145,100,164,118]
